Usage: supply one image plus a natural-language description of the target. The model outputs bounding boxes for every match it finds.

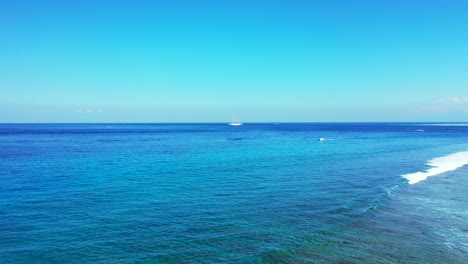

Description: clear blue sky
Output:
[1,0,467,122]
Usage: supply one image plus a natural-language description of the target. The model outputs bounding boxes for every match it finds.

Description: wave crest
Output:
[402,151,468,184]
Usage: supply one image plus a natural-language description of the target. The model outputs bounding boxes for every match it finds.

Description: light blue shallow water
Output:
[0,123,467,263]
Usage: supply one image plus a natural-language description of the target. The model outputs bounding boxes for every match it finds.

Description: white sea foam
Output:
[402,151,468,184]
[423,123,468,126]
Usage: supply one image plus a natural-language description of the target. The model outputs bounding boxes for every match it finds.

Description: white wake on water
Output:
[402,151,468,184]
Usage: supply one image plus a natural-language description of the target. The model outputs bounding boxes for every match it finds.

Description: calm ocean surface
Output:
[0,123,467,263]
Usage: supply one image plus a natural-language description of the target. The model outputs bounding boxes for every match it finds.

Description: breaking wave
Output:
[402,151,468,184]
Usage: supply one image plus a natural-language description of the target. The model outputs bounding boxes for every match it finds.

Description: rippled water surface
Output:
[0,123,467,263]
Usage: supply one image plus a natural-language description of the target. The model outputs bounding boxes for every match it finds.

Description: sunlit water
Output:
[0,123,467,263]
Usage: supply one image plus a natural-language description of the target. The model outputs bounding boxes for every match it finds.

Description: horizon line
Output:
[1,121,467,125]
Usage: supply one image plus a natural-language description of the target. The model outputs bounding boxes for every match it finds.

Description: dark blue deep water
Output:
[0,123,467,263]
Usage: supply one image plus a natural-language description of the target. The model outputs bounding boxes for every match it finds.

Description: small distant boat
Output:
[318,137,325,141]
[229,115,243,126]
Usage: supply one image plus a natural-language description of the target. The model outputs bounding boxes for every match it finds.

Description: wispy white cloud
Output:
[437,97,468,104]
[427,96,468,113]
[74,108,104,114]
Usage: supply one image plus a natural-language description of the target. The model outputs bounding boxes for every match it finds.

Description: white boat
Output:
[229,115,243,126]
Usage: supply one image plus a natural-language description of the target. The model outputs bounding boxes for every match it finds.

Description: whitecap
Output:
[402,151,468,184]
[423,123,468,126]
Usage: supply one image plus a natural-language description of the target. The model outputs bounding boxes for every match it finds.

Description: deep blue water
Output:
[0,123,467,263]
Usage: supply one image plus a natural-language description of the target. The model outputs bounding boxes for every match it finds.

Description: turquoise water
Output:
[0,123,467,263]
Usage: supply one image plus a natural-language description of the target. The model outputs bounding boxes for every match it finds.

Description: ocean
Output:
[0,123,467,263]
